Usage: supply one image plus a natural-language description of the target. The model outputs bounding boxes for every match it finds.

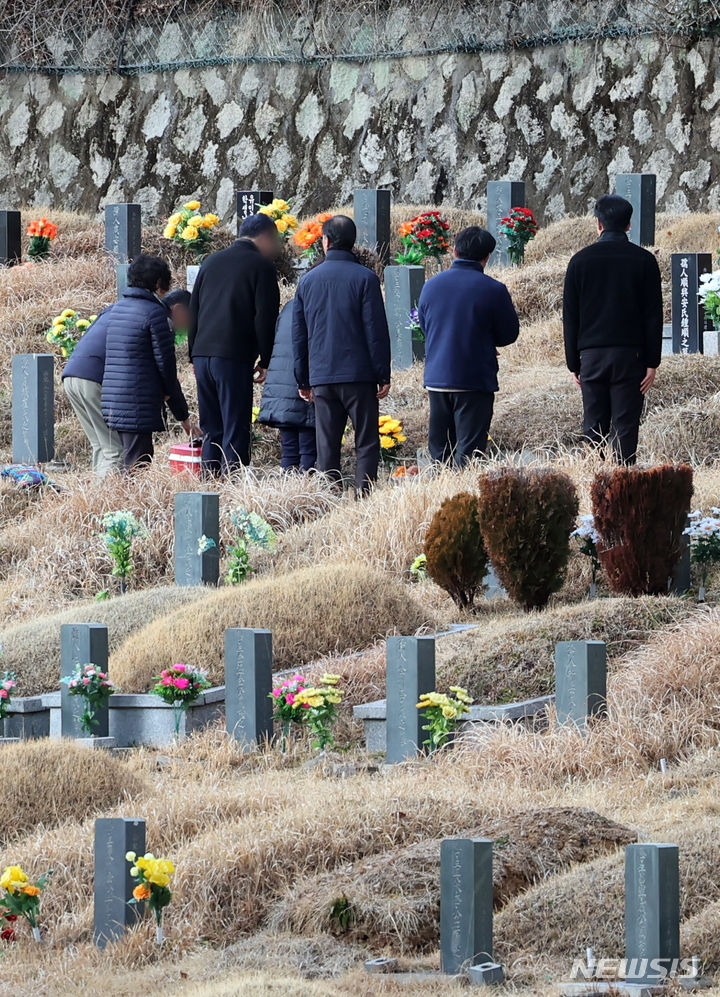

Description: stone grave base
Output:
[0,737,20,745]
[559,976,712,996]
[75,737,118,749]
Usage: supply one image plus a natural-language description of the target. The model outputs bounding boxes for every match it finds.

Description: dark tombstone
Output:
[93,817,146,949]
[615,173,656,247]
[11,354,55,464]
[354,189,392,266]
[0,210,22,266]
[625,843,680,985]
[671,253,712,354]
[60,623,110,738]
[236,190,273,232]
[224,628,273,749]
[670,516,691,595]
[554,640,607,730]
[104,204,142,263]
[486,180,526,267]
[385,635,435,763]
[384,264,426,370]
[116,264,131,298]
[440,837,495,976]
[173,492,220,586]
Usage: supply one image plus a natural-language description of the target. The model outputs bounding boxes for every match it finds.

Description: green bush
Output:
[591,464,693,596]
[424,492,488,609]
[478,468,578,611]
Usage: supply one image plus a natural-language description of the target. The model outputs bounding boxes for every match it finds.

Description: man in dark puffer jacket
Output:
[102,255,196,470]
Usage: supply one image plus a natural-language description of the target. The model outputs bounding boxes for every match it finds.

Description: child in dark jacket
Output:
[258,303,316,471]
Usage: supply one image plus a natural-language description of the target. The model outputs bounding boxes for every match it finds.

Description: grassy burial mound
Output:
[110,563,435,692]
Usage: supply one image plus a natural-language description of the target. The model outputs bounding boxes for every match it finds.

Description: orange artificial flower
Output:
[20,885,40,896]
[316,212,333,224]
[399,221,414,238]
[133,884,151,901]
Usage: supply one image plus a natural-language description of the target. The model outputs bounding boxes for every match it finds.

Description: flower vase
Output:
[186,264,200,292]
[589,582,598,600]
[155,922,164,945]
[699,585,706,603]
[172,702,186,740]
[32,926,42,943]
[281,720,290,754]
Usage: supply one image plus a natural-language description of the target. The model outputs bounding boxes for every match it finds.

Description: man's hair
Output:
[164,289,191,309]
[128,254,172,293]
[323,214,356,252]
[594,194,633,232]
[454,226,496,262]
[239,213,278,238]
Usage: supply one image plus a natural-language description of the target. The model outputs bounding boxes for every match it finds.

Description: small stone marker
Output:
[60,623,110,738]
[625,843,680,985]
[671,252,712,354]
[354,189,392,265]
[671,516,691,595]
[0,210,22,266]
[555,641,607,730]
[236,190,273,231]
[173,492,220,586]
[440,837,496,976]
[11,354,55,464]
[104,204,142,263]
[225,628,273,749]
[615,173,656,247]
[384,264,426,370]
[385,635,435,763]
[93,817,146,949]
[486,180,526,267]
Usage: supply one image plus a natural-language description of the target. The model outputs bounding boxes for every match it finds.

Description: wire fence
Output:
[1,0,719,73]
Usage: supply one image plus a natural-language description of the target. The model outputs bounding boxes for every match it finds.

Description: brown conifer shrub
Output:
[477,468,579,611]
[424,492,488,609]
[590,464,693,596]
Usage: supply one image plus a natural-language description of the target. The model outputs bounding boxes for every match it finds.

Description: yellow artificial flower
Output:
[76,319,90,330]
[188,214,204,227]
[380,435,396,449]
[45,332,53,343]
[89,315,98,322]
[180,226,199,242]
[321,674,341,685]
[395,433,407,443]
[60,309,76,319]
[164,224,177,239]
[382,419,401,433]
[203,213,219,227]
[184,200,201,211]
[125,851,136,863]
[129,866,138,877]
[272,199,290,211]
[276,218,288,233]
[258,206,273,217]
[61,347,68,357]
[168,213,182,225]
[1,865,29,894]
[442,705,457,719]
[285,214,298,229]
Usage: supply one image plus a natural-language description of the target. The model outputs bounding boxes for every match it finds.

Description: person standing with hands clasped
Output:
[563,194,663,464]
[292,215,391,495]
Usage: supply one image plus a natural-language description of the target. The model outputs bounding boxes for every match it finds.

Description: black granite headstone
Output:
[354,189,391,266]
[486,181,526,267]
[671,252,712,354]
[236,191,273,233]
[625,843,680,985]
[384,265,426,370]
[104,204,142,263]
[0,210,22,266]
[615,174,656,247]
[554,640,607,730]
[173,492,220,586]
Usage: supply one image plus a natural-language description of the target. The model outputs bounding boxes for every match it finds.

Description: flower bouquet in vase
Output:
[0,866,52,942]
[152,663,211,738]
[258,198,299,238]
[498,207,538,265]
[0,671,16,738]
[27,218,58,261]
[60,663,115,736]
[378,414,407,472]
[126,851,174,944]
[292,212,334,267]
[571,514,602,599]
[396,212,451,266]
[684,508,720,602]
[163,200,220,288]
[45,309,97,359]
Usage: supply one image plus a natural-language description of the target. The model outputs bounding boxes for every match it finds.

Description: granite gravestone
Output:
[354,189,391,266]
[384,264,425,369]
[614,174,656,247]
[104,204,142,263]
[487,181,525,267]
[671,253,712,355]
[385,635,435,763]
[440,838,494,976]
[116,264,131,297]
[625,843,680,985]
[60,623,110,738]
[225,628,273,749]
[0,210,22,266]
[11,354,55,464]
[671,516,691,595]
[236,190,273,232]
[93,817,146,949]
[173,492,220,586]
[554,640,607,730]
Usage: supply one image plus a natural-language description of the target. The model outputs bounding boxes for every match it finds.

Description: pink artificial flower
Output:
[286,693,295,705]
[6,680,15,688]
[174,677,190,690]
[161,676,173,686]
[83,677,90,685]
[0,690,7,699]
[272,689,281,698]
[303,703,311,709]
[174,663,186,672]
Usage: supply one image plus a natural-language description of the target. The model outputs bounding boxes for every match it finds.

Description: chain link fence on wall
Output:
[1,0,719,73]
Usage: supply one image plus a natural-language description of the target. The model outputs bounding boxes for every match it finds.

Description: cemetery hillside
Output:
[4,1,720,994]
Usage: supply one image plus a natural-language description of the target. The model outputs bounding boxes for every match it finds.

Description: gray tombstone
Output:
[615,173,656,247]
[236,190,273,232]
[93,817,146,949]
[486,180,526,267]
[225,628,273,749]
[671,253,712,355]
[11,354,55,464]
[555,640,607,730]
[384,265,426,370]
[625,843,680,985]
[385,635,435,763]
[440,837,494,975]
[0,210,22,266]
[116,263,131,298]
[104,204,142,263]
[354,189,391,266]
[61,623,110,738]
[173,492,220,586]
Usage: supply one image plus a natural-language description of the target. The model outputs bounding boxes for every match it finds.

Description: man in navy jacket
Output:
[418,226,520,465]
[292,215,391,493]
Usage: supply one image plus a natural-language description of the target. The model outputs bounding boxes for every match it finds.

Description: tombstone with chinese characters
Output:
[93,817,146,949]
[12,354,55,464]
[104,204,142,263]
[671,253,712,354]
[354,189,391,266]
[384,264,426,369]
[555,640,607,730]
[614,174,656,246]
[225,628,273,749]
[0,210,22,266]
[385,635,435,763]
[624,842,680,985]
[440,837,502,984]
[173,492,220,586]
[486,181,525,268]
[236,190,273,233]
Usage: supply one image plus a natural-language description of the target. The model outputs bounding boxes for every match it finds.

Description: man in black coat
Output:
[189,213,281,473]
[563,194,663,464]
[292,215,391,494]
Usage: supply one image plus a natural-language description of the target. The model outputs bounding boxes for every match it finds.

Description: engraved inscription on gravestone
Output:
[625,843,680,985]
[93,818,146,949]
[671,253,712,355]
[173,492,220,587]
[225,628,273,748]
[11,354,55,464]
[386,635,435,763]
[487,181,526,268]
[60,623,110,738]
[555,640,607,729]
[104,204,142,263]
[384,264,425,370]
[353,189,391,266]
[236,191,274,233]
[615,174,656,247]
[440,838,494,975]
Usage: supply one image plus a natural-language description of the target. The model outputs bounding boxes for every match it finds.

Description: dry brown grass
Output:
[110,563,434,692]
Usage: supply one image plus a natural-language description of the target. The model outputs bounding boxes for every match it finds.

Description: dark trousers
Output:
[194,356,254,473]
[313,382,379,493]
[279,427,317,472]
[428,390,495,466]
[579,347,645,464]
[118,431,154,470]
